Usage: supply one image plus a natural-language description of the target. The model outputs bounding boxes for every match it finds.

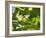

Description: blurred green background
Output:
[12,7,40,31]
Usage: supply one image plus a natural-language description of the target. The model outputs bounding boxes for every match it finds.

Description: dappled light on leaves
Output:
[12,7,40,31]
[28,8,32,11]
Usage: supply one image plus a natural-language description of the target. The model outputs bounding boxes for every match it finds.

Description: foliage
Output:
[12,7,40,31]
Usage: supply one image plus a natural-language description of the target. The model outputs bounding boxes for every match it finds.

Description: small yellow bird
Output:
[23,18,27,22]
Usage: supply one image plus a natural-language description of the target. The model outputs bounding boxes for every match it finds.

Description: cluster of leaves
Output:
[12,7,40,31]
